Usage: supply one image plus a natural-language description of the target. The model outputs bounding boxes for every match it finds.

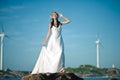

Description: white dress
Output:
[31,25,65,74]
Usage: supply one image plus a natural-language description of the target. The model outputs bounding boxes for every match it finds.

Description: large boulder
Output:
[22,73,83,80]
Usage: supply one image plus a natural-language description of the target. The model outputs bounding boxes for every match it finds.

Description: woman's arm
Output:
[59,14,71,25]
[42,24,52,46]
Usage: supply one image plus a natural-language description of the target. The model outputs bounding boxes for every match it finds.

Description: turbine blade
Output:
[5,34,15,41]
[100,42,104,48]
[1,24,5,32]
[5,35,10,39]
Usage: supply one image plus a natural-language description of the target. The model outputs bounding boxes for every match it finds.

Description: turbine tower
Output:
[0,32,4,70]
[96,39,100,68]
[0,25,9,70]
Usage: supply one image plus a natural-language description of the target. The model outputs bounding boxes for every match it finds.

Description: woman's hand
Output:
[59,13,71,25]
[59,13,64,18]
[42,41,46,46]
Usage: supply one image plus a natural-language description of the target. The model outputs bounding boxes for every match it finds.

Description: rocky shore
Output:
[0,69,29,79]
[0,65,120,79]
[0,69,84,80]
[22,73,84,80]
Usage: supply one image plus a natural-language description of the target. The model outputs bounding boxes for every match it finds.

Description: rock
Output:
[109,77,117,80]
[22,73,84,80]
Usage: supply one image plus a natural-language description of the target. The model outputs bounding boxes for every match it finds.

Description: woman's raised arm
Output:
[59,14,71,25]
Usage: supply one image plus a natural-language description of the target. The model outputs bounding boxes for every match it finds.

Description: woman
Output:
[31,12,71,74]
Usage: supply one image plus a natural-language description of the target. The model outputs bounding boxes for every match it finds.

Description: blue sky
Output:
[0,0,120,71]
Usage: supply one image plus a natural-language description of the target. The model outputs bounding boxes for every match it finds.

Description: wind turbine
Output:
[0,25,9,70]
[96,39,100,68]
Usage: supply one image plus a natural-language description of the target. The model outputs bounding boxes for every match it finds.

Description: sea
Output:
[1,77,120,80]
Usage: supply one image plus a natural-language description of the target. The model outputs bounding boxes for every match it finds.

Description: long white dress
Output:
[31,25,65,74]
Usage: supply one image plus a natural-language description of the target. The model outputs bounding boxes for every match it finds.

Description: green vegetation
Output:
[0,65,120,78]
[66,65,120,77]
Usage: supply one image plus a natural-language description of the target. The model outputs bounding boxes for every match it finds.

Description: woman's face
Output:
[51,12,58,19]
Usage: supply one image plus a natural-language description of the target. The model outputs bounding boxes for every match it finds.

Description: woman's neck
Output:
[52,18,59,27]
[53,18,57,22]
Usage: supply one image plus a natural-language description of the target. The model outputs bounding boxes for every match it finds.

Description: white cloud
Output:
[64,34,96,39]
[0,8,12,12]
[0,6,24,13]
[0,16,10,20]
[10,6,24,10]
[18,18,41,24]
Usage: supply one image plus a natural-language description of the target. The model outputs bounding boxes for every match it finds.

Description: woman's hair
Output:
[50,12,61,28]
